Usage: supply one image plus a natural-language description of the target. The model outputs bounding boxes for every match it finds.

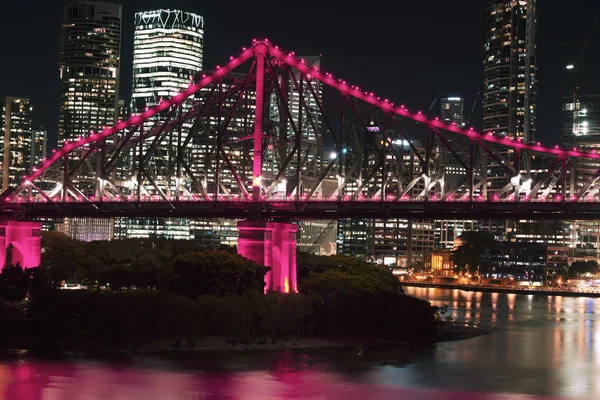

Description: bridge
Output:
[3,39,600,290]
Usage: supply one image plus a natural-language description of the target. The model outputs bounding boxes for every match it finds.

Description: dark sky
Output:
[2,0,600,150]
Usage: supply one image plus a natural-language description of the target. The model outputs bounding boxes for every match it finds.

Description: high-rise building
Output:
[55,217,113,242]
[440,97,464,126]
[131,9,203,118]
[335,136,436,266]
[483,0,537,242]
[1,97,34,190]
[116,9,204,240]
[31,127,47,169]
[58,1,121,242]
[59,1,122,142]
[563,95,600,262]
[563,94,600,137]
[483,0,537,141]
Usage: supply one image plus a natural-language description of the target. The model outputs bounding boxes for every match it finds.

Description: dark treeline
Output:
[0,232,441,353]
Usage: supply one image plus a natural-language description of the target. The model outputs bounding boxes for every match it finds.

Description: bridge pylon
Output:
[237,220,297,293]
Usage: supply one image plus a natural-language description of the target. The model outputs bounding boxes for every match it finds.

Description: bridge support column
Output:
[0,221,41,268]
[237,221,297,293]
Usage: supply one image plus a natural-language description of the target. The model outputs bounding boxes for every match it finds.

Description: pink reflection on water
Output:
[0,359,575,400]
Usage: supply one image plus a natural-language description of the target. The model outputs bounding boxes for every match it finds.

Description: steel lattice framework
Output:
[4,39,600,220]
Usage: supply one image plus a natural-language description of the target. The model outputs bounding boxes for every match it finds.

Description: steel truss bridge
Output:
[4,39,600,221]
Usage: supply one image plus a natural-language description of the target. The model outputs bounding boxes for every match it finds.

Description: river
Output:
[0,288,598,399]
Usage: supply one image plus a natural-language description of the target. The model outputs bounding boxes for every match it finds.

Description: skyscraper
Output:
[483,0,536,141]
[117,9,204,240]
[440,97,464,126]
[562,95,600,261]
[563,95,600,137]
[1,97,34,190]
[131,10,203,115]
[59,1,122,142]
[58,1,121,241]
[31,128,47,169]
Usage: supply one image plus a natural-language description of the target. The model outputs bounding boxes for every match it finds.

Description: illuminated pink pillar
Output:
[252,43,268,201]
[237,221,297,293]
[0,221,42,269]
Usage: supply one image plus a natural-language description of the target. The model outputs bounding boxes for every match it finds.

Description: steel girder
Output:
[5,40,600,220]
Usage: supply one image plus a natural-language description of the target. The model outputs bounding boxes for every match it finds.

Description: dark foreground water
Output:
[1,288,598,399]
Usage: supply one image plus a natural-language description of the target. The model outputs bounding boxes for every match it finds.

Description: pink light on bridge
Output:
[237,221,297,293]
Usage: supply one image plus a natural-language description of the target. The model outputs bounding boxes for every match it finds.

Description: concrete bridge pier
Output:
[0,221,42,268]
[237,221,298,293]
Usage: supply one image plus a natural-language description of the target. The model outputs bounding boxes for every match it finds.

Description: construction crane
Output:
[464,98,478,126]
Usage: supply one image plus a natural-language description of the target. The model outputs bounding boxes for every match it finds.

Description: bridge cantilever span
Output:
[3,39,600,290]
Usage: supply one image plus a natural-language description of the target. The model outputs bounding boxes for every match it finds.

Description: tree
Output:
[0,264,32,303]
[41,232,86,287]
[298,254,402,293]
[569,261,599,277]
[297,254,436,339]
[169,251,268,298]
[451,231,498,275]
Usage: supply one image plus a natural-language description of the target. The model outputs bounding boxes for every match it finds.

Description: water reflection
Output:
[2,288,600,399]
[405,287,600,398]
[1,356,573,400]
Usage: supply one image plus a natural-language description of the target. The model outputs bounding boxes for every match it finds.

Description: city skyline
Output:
[0,0,598,152]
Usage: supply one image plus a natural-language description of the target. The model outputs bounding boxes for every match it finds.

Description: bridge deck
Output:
[3,200,598,220]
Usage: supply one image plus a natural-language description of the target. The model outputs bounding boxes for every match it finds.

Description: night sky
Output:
[2,0,599,150]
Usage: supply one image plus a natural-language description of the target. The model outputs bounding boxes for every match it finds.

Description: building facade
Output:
[336,137,436,266]
[440,97,464,125]
[31,127,47,169]
[116,9,204,240]
[1,97,34,190]
[58,1,122,241]
[59,1,122,142]
[562,95,600,261]
[483,0,537,141]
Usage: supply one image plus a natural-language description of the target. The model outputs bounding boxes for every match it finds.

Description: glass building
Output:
[59,1,122,142]
[31,127,47,169]
[563,94,600,137]
[116,9,204,240]
[563,95,600,261]
[440,97,464,125]
[483,0,537,141]
[1,97,34,190]
[131,9,203,116]
[58,1,121,241]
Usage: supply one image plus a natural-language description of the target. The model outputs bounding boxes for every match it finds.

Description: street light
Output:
[566,64,575,70]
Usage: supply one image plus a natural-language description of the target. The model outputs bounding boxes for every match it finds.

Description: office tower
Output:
[1,97,33,190]
[336,136,436,266]
[437,96,473,248]
[483,0,537,141]
[563,95,600,260]
[31,127,47,168]
[440,97,464,125]
[563,95,600,137]
[117,9,204,240]
[58,1,121,241]
[59,1,122,142]
[483,0,537,242]
[131,9,203,116]
[55,217,113,242]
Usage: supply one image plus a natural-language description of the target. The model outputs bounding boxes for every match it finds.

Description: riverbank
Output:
[1,324,494,359]
[401,281,600,297]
